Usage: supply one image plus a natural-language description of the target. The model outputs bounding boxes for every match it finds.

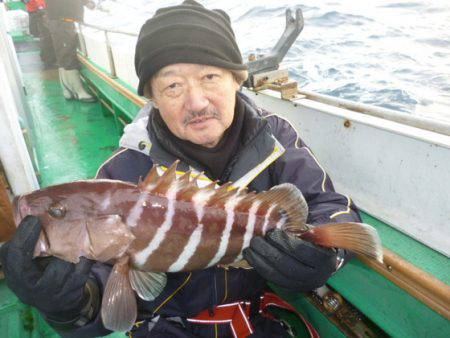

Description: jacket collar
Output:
[119,92,285,187]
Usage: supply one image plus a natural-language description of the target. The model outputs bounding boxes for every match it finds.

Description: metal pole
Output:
[77,23,88,57]
[104,31,117,78]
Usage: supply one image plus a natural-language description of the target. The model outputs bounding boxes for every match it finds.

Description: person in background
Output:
[21,0,57,68]
[45,0,96,102]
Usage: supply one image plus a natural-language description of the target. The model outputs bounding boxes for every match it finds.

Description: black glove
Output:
[243,229,337,292]
[0,216,97,326]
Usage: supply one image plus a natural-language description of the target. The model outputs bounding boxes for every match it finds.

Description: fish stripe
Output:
[241,200,261,254]
[276,214,287,229]
[168,223,204,272]
[261,204,276,235]
[126,191,150,228]
[168,189,215,272]
[232,200,262,263]
[206,193,245,268]
[134,182,180,267]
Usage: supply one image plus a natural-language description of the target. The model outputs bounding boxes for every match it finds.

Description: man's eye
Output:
[167,83,179,89]
[204,74,219,80]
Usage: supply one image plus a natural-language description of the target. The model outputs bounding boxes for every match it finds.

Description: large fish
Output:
[5,161,382,332]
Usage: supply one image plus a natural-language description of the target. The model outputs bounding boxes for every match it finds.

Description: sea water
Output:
[86,0,450,122]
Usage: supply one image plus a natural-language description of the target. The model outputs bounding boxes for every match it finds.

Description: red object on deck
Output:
[187,292,320,338]
[24,0,47,13]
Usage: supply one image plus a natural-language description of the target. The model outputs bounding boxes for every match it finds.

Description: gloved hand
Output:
[0,216,96,325]
[243,229,337,292]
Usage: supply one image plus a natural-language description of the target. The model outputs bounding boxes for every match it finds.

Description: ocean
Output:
[86,0,450,122]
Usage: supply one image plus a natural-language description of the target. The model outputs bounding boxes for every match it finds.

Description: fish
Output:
[3,160,383,332]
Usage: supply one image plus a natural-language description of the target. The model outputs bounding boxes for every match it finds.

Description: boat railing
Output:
[76,17,450,138]
[77,22,138,80]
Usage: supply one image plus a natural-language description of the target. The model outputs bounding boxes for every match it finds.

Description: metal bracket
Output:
[244,7,304,87]
[253,69,299,100]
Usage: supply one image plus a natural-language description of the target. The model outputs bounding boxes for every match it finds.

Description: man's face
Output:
[150,63,240,148]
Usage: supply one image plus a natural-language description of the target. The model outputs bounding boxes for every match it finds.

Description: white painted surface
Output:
[243,88,450,257]
[0,7,39,195]
[111,37,139,89]
[83,29,111,74]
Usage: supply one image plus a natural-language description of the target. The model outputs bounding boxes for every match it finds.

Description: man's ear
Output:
[144,82,158,108]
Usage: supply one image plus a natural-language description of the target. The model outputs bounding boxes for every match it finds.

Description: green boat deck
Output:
[17,50,119,187]
[0,40,123,337]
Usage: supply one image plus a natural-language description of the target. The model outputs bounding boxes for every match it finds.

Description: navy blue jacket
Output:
[68,92,361,337]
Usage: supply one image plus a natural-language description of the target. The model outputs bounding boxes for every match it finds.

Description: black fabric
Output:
[126,312,289,338]
[0,216,95,322]
[243,229,337,292]
[135,0,247,95]
[45,0,84,21]
[36,11,57,66]
[147,93,269,182]
[48,19,80,70]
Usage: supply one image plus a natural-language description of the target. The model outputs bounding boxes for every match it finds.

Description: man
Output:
[45,0,96,102]
[0,1,360,337]
[22,0,45,37]
[21,0,57,68]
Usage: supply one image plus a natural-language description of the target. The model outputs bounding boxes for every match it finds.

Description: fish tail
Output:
[101,256,137,332]
[293,222,384,263]
[0,180,16,243]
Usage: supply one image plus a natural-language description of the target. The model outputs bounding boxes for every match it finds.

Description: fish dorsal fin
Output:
[139,166,159,191]
[178,171,192,188]
[151,160,179,196]
[178,186,199,202]
[176,171,201,202]
[191,171,204,188]
[209,185,240,209]
[203,181,217,191]
[207,182,234,207]
[258,183,309,225]
[236,191,258,212]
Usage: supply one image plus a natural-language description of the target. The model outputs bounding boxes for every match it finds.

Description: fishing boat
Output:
[0,1,449,337]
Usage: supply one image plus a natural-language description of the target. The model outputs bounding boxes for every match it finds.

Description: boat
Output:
[0,1,449,337]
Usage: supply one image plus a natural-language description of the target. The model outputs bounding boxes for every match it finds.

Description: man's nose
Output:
[184,86,209,112]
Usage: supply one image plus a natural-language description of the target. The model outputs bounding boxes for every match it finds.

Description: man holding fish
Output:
[1,1,381,337]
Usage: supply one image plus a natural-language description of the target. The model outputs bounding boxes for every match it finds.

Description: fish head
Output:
[13,180,137,262]
[13,180,123,227]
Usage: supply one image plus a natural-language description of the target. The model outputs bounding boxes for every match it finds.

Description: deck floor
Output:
[1,42,124,337]
[17,48,120,187]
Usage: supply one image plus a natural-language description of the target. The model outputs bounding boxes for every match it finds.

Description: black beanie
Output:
[135,0,247,96]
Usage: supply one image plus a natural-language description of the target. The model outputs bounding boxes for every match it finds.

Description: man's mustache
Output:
[183,107,220,126]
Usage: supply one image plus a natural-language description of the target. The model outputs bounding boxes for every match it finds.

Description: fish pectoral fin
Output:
[129,269,167,301]
[101,257,137,332]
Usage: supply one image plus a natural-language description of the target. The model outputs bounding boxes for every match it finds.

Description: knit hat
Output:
[134,0,247,96]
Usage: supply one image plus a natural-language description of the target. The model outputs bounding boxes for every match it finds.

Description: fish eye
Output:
[48,202,66,219]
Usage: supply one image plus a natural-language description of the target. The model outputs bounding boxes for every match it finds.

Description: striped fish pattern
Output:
[10,160,383,332]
